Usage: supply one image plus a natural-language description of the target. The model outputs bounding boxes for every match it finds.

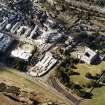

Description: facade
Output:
[0,33,13,52]
[11,22,21,34]
[29,25,38,39]
[79,47,99,64]
[28,52,57,77]
[0,17,8,30]
[11,43,34,61]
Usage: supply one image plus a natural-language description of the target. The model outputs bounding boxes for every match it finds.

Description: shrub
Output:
[79,90,93,99]
[0,83,7,92]
[96,0,105,7]
[85,72,92,79]
[85,82,92,88]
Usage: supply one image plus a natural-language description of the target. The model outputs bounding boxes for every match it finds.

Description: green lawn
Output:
[70,61,105,105]
[81,86,105,105]
[70,61,105,86]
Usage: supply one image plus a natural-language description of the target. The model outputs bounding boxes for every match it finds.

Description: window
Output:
[85,52,90,57]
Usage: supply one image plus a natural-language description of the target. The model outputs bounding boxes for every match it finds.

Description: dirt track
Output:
[0,94,22,105]
[51,77,81,105]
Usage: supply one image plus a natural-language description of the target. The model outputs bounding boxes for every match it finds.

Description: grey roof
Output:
[0,33,13,52]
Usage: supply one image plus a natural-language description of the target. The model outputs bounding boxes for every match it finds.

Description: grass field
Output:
[70,61,105,86]
[81,86,105,105]
[0,68,69,105]
[70,61,105,105]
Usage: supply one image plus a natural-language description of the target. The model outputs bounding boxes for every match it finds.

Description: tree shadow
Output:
[70,71,80,76]
[91,56,102,65]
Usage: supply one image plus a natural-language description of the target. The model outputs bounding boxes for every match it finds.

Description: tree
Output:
[0,83,7,92]
[14,0,33,15]
[79,32,88,39]
[79,90,93,99]
[96,0,105,7]
[58,67,70,83]
[85,72,92,79]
